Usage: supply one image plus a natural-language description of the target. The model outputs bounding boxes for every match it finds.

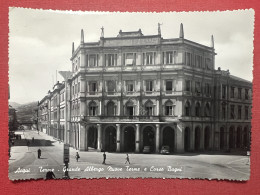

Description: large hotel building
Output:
[38,24,252,153]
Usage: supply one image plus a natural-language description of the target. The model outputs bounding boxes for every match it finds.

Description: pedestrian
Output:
[32,137,34,144]
[125,154,130,164]
[11,139,14,146]
[75,152,80,162]
[27,140,30,150]
[102,152,106,164]
[46,171,56,180]
[37,149,41,159]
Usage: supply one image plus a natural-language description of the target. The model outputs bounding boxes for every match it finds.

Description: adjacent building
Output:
[38,24,252,153]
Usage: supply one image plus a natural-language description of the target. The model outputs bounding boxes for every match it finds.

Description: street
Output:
[9,130,250,180]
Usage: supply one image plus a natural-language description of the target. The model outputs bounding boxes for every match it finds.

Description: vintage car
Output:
[143,146,151,154]
[160,145,170,154]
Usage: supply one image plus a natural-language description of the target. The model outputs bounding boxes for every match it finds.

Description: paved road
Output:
[9,130,250,180]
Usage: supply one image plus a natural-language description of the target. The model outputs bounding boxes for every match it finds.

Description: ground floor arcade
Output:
[65,121,250,153]
[38,121,251,153]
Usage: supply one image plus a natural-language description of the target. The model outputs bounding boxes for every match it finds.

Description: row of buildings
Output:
[38,24,252,153]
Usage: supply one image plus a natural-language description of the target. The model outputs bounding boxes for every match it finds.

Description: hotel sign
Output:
[104,37,160,47]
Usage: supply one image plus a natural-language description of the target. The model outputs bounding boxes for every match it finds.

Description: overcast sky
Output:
[9,8,254,104]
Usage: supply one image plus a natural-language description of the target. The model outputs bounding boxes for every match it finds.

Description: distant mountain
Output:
[14,102,38,124]
[9,102,22,109]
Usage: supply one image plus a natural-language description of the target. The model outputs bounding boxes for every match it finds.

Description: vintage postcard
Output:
[8,8,254,180]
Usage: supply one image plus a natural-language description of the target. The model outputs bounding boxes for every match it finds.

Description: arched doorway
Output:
[220,127,225,150]
[195,126,201,151]
[229,126,234,149]
[243,127,249,148]
[88,126,97,149]
[237,127,242,148]
[143,126,155,152]
[162,126,175,152]
[184,127,191,152]
[105,126,116,152]
[107,101,115,116]
[204,126,210,150]
[124,126,135,152]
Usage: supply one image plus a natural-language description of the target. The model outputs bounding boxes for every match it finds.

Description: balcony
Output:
[82,115,162,123]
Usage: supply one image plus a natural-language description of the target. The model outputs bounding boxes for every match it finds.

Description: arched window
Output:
[107,101,115,116]
[204,102,211,117]
[145,101,153,116]
[185,101,191,116]
[126,101,134,116]
[195,102,201,117]
[165,101,174,116]
[89,102,97,116]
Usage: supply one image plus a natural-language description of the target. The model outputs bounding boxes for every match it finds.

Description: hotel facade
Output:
[38,24,252,153]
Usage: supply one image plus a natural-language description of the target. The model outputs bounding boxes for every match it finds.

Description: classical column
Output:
[190,128,195,151]
[135,124,140,153]
[79,124,86,151]
[200,128,205,151]
[156,99,159,115]
[117,100,120,116]
[136,100,140,116]
[97,124,102,151]
[234,129,237,149]
[225,128,229,151]
[99,100,102,116]
[155,124,160,153]
[116,124,121,152]
[176,123,184,153]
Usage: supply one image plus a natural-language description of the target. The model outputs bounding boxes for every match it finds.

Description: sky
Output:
[9,8,254,104]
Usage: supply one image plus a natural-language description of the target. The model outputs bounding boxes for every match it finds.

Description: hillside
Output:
[14,102,38,123]
[9,102,22,109]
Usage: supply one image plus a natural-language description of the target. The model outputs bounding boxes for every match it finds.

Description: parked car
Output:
[160,145,170,154]
[143,146,151,154]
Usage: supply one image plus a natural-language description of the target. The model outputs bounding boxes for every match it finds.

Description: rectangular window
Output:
[186,52,192,66]
[231,87,235,98]
[222,105,226,120]
[185,80,191,92]
[238,106,242,120]
[166,51,173,64]
[230,105,235,119]
[54,111,57,120]
[125,53,135,66]
[107,54,117,66]
[222,85,226,99]
[89,54,97,67]
[245,89,249,100]
[205,83,211,95]
[245,106,249,120]
[89,82,97,95]
[166,80,173,93]
[107,80,116,95]
[146,53,153,65]
[146,80,153,92]
[195,55,202,68]
[126,81,134,93]
[238,88,242,99]
[75,83,77,94]
[195,81,201,94]
[205,58,212,70]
